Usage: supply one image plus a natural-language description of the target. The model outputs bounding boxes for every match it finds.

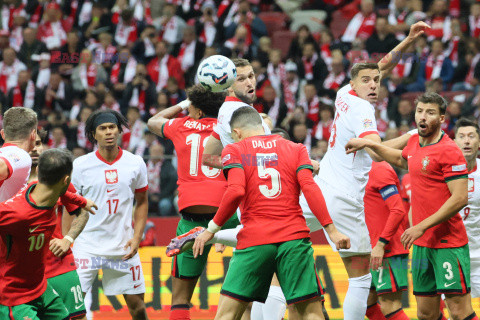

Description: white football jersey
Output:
[460,158,480,247]
[318,84,378,202]
[213,96,271,147]
[71,148,148,256]
[0,144,31,202]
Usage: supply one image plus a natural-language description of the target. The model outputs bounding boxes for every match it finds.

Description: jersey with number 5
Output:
[460,158,480,244]
[162,116,226,211]
[319,84,378,202]
[221,135,313,248]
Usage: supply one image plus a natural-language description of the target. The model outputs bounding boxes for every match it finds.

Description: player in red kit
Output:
[192,107,350,320]
[148,85,239,320]
[364,161,410,320]
[28,131,94,320]
[0,149,95,320]
[346,92,478,320]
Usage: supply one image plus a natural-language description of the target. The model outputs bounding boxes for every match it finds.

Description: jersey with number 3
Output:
[460,158,480,246]
[319,84,378,201]
[162,116,226,211]
[71,148,148,256]
[221,135,313,249]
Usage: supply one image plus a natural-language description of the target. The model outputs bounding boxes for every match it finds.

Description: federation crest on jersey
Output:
[421,156,430,173]
[363,118,373,129]
[8,153,20,163]
[105,169,118,184]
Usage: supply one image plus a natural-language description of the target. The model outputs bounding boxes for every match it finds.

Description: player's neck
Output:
[28,166,38,183]
[418,129,442,146]
[241,128,266,140]
[4,139,30,152]
[467,158,477,172]
[30,183,62,207]
[98,145,120,162]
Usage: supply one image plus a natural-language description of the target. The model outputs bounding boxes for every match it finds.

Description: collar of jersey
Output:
[1,143,17,148]
[225,96,244,102]
[95,147,123,165]
[25,183,55,210]
[418,131,444,148]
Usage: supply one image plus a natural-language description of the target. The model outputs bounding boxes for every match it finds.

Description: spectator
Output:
[110,46,137,98]
[424,0,451,42]
[36,2,68,50]
[406,39,453,91]
[164,76,187,107]
[391,98,415,128]
[298,82,321,125]
[310,139,328,161]
[134,129,160,158]
[122,63,157,118]
[313,105,334,142]
[0,47,27,95]
[17,28,48,70]
[72,146,88,159]
[153,3,186,45]
[288,25,319,61]
[346,38,370,72]
[31,53,52,90]
[57,30,84,76]
[266,48,285,96]
[71,49,108,94]
[256,36,272,67]
[388,0,414,40]
[366,16,399,56]
[147,40,185,92]
[123,106,147,152]
[6,70,42,114]
[48,126,68,149]
[320,56,348,99]
[113,8,140,48]
[222,24,253,60]
[172,25,205,87]
[224,0,267,49]
[81,2,113,40]
[68,106,94,151]
[342,0,376,43]
[41,71,73,117]
[131,24,158,64]
[254,85,285,127]
[319,29,333,70]
[146,143,177,216]
[296,42,328,85]
[193,1,218,47]
[89,32,117,71]
[101,91,121,113]
[291,122,312,151]
[469,2,480,38]
[282,60,304,114]
[388,44,418,93]
[9,8,28,51]
[451,40,480,92]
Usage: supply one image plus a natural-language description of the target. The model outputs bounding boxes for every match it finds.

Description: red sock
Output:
[439,299,446,312]
[366,303,387,320]
[385,308,410,320]
[170,304,190,320]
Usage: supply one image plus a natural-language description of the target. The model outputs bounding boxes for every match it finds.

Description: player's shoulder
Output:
[73,152,96,168]
[437,133,462,153]
[220,97,250,112]
[120,149,146,165]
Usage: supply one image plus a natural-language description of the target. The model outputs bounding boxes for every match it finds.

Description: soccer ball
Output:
[197,55,237,92]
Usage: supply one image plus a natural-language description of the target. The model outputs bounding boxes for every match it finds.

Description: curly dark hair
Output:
[186,84,226,118]
[85,109,129,145]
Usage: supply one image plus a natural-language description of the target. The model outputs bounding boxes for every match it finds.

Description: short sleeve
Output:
[213,119,231,145]
[296,144,313,173]
[63,183,81,214]
[71,160,82,196]
[134,158,149,193]
[161,118,179,140]
[401,138,413,160]
[221,144,243,178]
[441,145,468,182]
[351,102,378,138]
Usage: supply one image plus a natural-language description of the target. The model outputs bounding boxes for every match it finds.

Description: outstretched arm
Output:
[378,21,430,79]
[345,138,408,169]
[147,100,191,137]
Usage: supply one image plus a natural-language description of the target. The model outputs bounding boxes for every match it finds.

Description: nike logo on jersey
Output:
[134,284,142,289]
[29,225,41,233]
[107,189,115,193]
[377,283,386,288]
[444,282,456,288]
[408,155,412,159]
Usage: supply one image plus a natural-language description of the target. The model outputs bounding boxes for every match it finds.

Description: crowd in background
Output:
[1,0,479,216]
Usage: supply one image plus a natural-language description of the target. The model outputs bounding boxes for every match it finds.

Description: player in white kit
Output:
[454,118,480,298]
[0,107,37,202]
[71,110,149,320]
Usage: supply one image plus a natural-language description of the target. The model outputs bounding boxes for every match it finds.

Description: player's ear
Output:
[439,114,445,124]
[0,129,4,140]
[30,129,36,142]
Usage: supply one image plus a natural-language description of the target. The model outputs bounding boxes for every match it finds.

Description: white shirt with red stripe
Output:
[213,96,271,147]
[71,148,148,256]
[319,84,378,201]
[0,143,31,202]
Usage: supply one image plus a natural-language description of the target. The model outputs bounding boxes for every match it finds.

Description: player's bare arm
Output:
[401,178,468,249]
[346,138,407,169]
[49,208,90,257]
[382,130,416,150]
[378,21,430,79]
[359,133,383,162]
[0,158,10,181]
[147,99,191,137]
[202,135,224,169]
[123,191,148,261]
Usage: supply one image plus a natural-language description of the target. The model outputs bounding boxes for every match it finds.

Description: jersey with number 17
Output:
[162,117,226,211]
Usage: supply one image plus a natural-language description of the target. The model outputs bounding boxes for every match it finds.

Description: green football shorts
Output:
[0,283,69,320]
[412,244,470,296]
[371,254,409,295]
[48,270,86,319]
[221,238,324,305]
[172,212,240,279]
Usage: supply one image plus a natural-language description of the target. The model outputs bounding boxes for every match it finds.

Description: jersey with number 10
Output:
[162,116,226,211]
[221,135,314,249]
[319,84,378,202]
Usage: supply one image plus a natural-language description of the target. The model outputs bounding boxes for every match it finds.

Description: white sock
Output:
[343,273,371,320]
[251,301,264,320]
[84,289,93,320]
[263,285,286,319]
[207,226,241,246]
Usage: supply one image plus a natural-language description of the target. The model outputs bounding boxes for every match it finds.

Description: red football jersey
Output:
[399,173,411,212]
[45,183,79,279]
[401,133,469,248]
[364,161,409,257]
[221,135,314,249]
[162,117,226,211]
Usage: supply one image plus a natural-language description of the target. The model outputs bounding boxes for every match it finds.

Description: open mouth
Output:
[368,93,377,98]
[247,89,254,94]
[418,123,427,129]
[464,147,472,152]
